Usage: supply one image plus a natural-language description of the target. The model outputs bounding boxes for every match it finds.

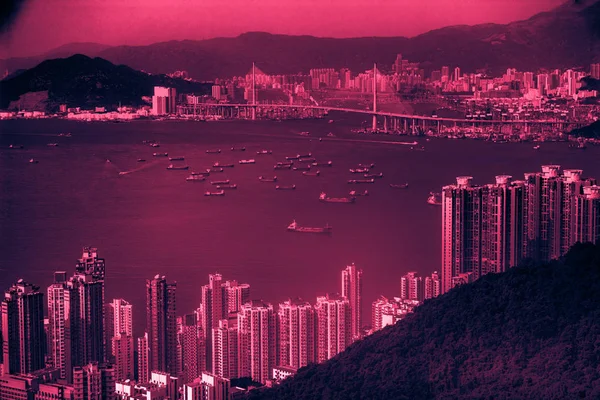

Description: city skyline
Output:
[0,0,568,59]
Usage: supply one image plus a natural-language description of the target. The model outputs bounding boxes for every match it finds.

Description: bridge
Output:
[178,63,585,134]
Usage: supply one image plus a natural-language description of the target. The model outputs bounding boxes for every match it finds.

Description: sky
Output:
[0,0,566,59]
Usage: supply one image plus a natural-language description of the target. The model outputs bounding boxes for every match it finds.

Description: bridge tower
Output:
[252,62,257,120]
[372,63,377,131]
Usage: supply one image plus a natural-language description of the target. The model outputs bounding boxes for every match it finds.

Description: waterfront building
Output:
[277,299,315,369]
[237,301,275,384]
[1,280,46,375]
[341,264,362,341]
[314,294,350,363]
[146,275,177,376]
[152,87,177,115]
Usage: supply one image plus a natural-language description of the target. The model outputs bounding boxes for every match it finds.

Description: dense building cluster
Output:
[442,166,600,293]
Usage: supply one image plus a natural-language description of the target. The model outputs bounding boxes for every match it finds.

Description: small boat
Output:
[349,190,369,196]
[327,132,336,137]
[169,156,184,161]
[186,175,206,182]
[287,220,332,234]
[137,159,146,162]
[348,179,375,184]
[216,184,238,189]
[206,149,221,154]
[210,167,224,173]
[231,147,246,151]
[299,131,310,136]
[47,143,58,147]
[150,143,160,148]
[166,164,189,170]
[58,133,72,137]
[364,173,384,179]
[29,158,38,164]
[293,165,311,171]
[259,176,278,182]
[312,161,333,167]
[427,192,442,205]
[191,170,211,176]
[274,164,292,170]
[358,163,375,169]
[214,162,234,168]
[349,168,369,174]
[239,159,256,164]
[204,190,225,196]
[9,144,24,149]
[153,152,168,157]
[276,185,296,190]
[257,150,273,155]
[533,145,541,150]
[328,120,334,124]
[319,192,356,203]
[303,171,320,177]
[211,180,230,185]
[390,183,409,189]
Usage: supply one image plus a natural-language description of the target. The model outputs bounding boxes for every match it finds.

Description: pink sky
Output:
[1,0,565,58]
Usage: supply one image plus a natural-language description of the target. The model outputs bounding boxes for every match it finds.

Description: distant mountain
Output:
[0,54,210,111]
[249,242,600,400]
[1,1,597,80]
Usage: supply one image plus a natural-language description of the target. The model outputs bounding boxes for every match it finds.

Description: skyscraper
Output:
[341,264,362,341]
[178,313,201,384]
[574,186,600,245]
[137,333,150,384]
[1,279,46,375]
[237,301,275,384]
[212,317,238,380]
[106,299,133,381]
[72,362,115,400]
[47,248,106,383]
[399,272,424,302]
[146,275,177,376]
[277,299,315,369]
[314,294,350,363]
[454,67,461,82]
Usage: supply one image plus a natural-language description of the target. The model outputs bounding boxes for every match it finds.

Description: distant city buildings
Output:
[237,301,275,384]
[152,86,177,115]
[314,293,350,363]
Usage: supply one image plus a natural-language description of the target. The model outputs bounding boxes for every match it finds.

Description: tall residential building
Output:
[341,264,362,341]
[112,335,134,382]
[454,67,461,82]
[574,186,600,245]
[183,372,230,400]
[399,272,424,301]
[424,272,441,300]
[591,63,600,79]
[212,317,238,379]
[72,362,115,400]
[152,86,177,115]
[106,299,133,381]
[237,301,275,384]
[146,275,177,376]
[47,248,106,383]
[1,279,46,375]
[277,299,315,369]
[137,333,149,383]
[178,313,201,384]
[314,294,350,363]
[222,281,250,315]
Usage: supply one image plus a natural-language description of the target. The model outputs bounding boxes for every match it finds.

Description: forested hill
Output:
[249,242,600,400]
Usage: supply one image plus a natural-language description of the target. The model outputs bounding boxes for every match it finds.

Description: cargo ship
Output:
[293,165,311,171]
[210,167,224,173]
[274,164,292,170]
[190,170,210,176]
[216,184,238,189]
[348,179,375,184]
[257,150,272,155]
[287,220,332,234]
[137,159,146,162]
[29,158,39,164]
[231,147,246,151]
[47,143,58,147]
[303,171,320,177]
[206,149,221,154]
[153,152,168,157]
[259,176,278,182]
[349,190,369,196]
[286,155,301,161]
[214,162,234,168]
[167,164,189,170]
[364,172,383,179]
[390,183,409,189]
[169,156,185,161]
[211,180,230,185]
[349,168,369,173]
[427,192,442,205]
[312,161,333,167]
[276,185,296,190]
[358,163,375,169]
[186,175,206,182]
[297,153,312,158]
[204,190,225,196]
[9,144,24,149]
[319,193,356,203]
[239,159,256,164]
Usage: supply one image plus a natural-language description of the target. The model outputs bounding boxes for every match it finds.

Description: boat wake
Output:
[115,160,160,176]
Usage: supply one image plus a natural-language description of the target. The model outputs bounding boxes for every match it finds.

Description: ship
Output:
[277,161,294,166]
[9,144,24,149]
[137,159,146,162]
[186,175,206,182]
[167,164,189,170]
[319,192,356,203]
[29,158,38,164]
[286,155,301,161]
[297,153,312,158]
[274,164,292,170]
[287,220,332,234]
[47,143,58,147]
[276,185,296,190]
[364,172,384,179]
[169,156,184,161]
[216,184,238,189]
[349,168,369,174]
[293,165,311,171]
[210,167,224,173]
[298,131,310,136]
[312,161,333,167]
[150,143,160,148]
[239,159,256,164]
[302,171,320,177]
[257,150,272,155]
[259,176,277,182]
[358,163,375,169]
[153,152,168,157]
[533,145,541,150]
[190,170,210,176]
[349,190,369,196]
[348,179,375,184]
[58,133,72,137]
[231,147,246,151]
[211,180,230,185]
[204,190,225,196]
[299,157,316,163]
[390,183,409,189]
[427,192,442,205]
[206,149,221,154]
[214,162,234,168]
[327,132,336,137]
